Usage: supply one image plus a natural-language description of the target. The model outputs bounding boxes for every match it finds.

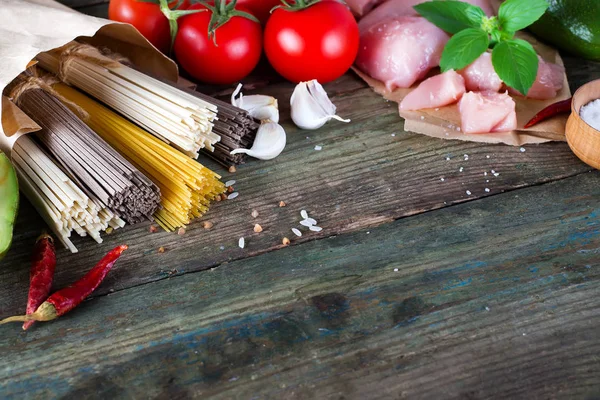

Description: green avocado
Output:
[529,0,600,61]
[0,153,19,260]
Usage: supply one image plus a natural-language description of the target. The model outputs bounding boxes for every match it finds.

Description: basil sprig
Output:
[414,0,549,95]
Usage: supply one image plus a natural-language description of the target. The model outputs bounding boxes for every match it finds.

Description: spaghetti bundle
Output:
[12,135,125,253]
[36,42,260,166]
[54,83,226,231]
[36,43,220,158]
[13,82,162,225]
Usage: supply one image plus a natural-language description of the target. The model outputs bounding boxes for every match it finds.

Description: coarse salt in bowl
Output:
[566,79,600,169]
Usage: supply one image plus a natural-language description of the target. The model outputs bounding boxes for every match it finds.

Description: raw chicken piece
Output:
[355,16,450,91]
[346,0,386,16]
[491,109,518,133]
[400,70,466,111]
[359,0,494,34]
[458,52,503,92]
[458,91,517,134]
[508,57,565,100]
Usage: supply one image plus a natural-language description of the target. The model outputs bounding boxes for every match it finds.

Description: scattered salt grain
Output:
[220,246,225,250]
[225,180,236,187]
[486,180,490,183]
[420,116,425,120]
[491,169,496,174]
[445,157,450,161]
[466,190,472,195]
[301,210,309,219]
[485,306,490,311]
[519,147,526,153]
[484,172,488,176]
[464,154,469,160]
[309,226,323,232]
[486,155,490,159]
[580,99,600,131]
[239,237,245,249]
[251,210,259,218]
[314,145,323,151]
[394,268,399,272]
[228,192,239,200]
[292,228,302,237]
[485,188,490,193]
[459,167,464,172]
[440,177,445,182]
[493,172,500,177]
[391,133,396,137]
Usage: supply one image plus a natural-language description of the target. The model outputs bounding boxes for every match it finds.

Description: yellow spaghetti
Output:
[53,83,225,231]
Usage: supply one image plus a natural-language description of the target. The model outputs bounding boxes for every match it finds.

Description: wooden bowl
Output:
[566,79,600,169]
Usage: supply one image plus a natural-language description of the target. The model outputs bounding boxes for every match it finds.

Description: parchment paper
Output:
[353,3,571,146]
[0,0,179,157]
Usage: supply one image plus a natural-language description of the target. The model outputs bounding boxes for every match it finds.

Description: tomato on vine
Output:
[173,1,263,84]
[264,0,360,83]
[108,0,191,53]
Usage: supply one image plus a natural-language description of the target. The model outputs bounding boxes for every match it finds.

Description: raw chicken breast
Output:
[355,17,450,91]
[510,58,565,100]
[346,0,386,16]
[359,0,494,34]
[458,91,517,134]
[400,70,466,111]
[458,52,503,92]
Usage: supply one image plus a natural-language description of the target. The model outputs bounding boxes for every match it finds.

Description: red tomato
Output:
[235,0,282,24]
[108,0,190,54]
[174,4,263,85]
[264,1,359,83]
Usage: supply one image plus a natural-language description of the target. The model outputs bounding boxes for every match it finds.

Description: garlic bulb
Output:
[231,83,279,123]
[290,80,350,130]
[231,121,286,160]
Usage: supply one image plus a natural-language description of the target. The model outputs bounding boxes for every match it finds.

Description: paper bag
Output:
[0,0,180,156]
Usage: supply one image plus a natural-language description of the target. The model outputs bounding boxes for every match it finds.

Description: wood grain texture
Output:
[0,74,592,317]
[2,171,600,399]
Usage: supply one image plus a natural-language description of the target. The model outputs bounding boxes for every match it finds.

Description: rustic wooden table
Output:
[1,2,600,399]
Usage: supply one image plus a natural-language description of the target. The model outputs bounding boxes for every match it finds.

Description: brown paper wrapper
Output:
[353,20,571,146]
[0,0,180,157]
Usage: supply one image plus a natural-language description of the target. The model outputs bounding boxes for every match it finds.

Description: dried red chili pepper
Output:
[1,245,128,326]
[23,234,56,330]
[524,98,572,128]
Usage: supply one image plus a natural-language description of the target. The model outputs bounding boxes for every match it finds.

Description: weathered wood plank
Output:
[58,0,108,9]
[72,3,108,18]
[0,75,592,317]
[2,170,600,399]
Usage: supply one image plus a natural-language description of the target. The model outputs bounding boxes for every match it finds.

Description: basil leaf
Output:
[492,39,539,95]
[413,1,486,34]
[498,0,549,32]
[440,28,489,72]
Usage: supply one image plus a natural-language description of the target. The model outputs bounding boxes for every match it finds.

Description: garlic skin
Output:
[231,121,286,160]
[231,83,279,123]
[290,80,351,130]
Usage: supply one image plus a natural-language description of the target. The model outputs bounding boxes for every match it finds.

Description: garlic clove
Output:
[231,121,286,160]
[290,79,350,130]
[231,83,280,123]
